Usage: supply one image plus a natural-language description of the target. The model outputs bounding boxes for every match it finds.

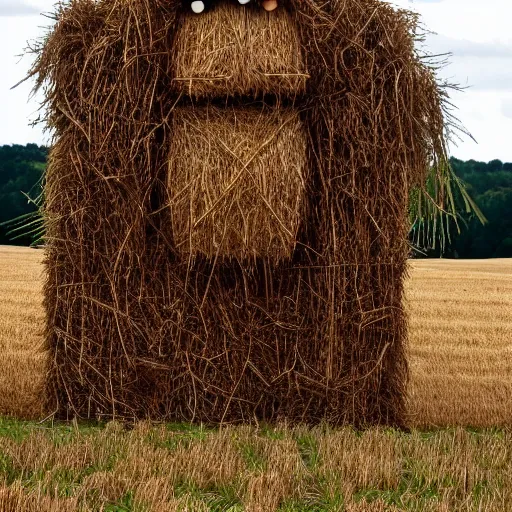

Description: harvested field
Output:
[0,245,510,426]
[0,246,44,420]
[0,246,511,510]
[406,258,512,428]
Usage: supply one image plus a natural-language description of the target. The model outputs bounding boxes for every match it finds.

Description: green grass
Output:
[0,416,510,511]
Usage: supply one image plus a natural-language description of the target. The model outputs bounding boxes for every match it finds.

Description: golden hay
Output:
[171,2,307,98]
[33,0,447,425]
[168,106,307,261]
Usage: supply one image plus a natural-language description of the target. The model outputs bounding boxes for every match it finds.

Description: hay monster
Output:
[35,0,447,425]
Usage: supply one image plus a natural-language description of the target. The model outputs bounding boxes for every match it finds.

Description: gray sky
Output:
[0,0,510,162]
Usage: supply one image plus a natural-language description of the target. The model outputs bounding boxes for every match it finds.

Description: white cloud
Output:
[0,2,39,16]
[502,98,512,119]
[394,0,512,44]
[435,56,512,92]
[419,34,512,96]
[0,12,51,147]
[389,0,512,161]
[448,90,512,162]
[426,34,512,59]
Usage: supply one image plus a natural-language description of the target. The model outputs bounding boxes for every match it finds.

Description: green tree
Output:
[0,144,47,245]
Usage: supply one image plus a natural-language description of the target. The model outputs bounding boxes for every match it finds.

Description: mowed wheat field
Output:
[0,245,511,511]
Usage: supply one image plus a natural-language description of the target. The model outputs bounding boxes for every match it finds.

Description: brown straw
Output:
[34,0,447,426]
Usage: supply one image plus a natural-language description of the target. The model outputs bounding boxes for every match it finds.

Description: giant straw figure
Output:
[35,0,446,425]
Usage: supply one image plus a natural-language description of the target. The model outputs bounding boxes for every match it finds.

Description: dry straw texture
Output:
[0,247,45,419]
[168,106,307,260]
[171,2,307,98]
[406,259,512,428]
[34,0,447,425]
[3,248,512,428]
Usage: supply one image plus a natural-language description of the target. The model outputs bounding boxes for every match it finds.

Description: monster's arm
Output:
[296,0,447,425]
[33,0,179,418]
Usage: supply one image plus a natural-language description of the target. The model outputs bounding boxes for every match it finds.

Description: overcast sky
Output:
[0,0,510,162]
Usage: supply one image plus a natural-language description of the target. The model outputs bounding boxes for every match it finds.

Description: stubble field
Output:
[0,246,510,511]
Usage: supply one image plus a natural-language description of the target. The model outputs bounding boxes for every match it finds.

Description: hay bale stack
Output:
[35,0,447,425]
[168,106,308,261]
[171,2,307,98]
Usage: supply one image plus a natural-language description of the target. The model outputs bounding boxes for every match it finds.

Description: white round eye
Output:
[191,0,205,13]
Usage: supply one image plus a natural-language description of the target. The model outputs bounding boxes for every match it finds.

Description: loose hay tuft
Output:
[34,0,448,425]
[168,106,308,261]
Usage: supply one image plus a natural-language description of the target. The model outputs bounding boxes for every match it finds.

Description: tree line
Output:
[0,144,510,258]
[448,158,512,258]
